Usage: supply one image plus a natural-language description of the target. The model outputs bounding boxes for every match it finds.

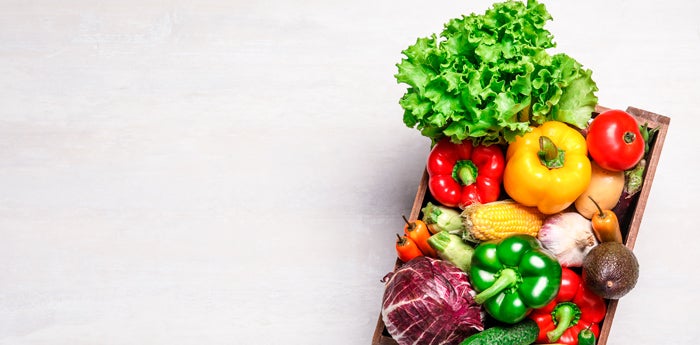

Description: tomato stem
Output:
[623,131,636,144]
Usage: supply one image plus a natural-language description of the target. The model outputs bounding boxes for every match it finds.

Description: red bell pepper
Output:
[529,267,607,344]
[426,138,505,209]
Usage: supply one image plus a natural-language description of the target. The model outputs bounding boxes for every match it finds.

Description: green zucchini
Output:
[459,319,539,345]
[427,231,474,272]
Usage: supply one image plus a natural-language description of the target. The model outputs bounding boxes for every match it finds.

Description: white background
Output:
[1,1,698,344]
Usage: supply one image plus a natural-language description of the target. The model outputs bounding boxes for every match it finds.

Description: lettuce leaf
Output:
[395,0,598,145]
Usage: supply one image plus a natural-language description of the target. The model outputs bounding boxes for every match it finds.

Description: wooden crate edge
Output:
[595,106,670,345]
[372,106,670,345]
[371,170,429,345]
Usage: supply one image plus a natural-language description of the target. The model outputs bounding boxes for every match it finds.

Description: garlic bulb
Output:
[538,212,598,267]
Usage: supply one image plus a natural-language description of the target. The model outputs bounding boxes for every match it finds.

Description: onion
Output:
[538,212,598,267]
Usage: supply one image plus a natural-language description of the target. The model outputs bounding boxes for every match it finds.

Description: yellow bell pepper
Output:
[504,121,591,214]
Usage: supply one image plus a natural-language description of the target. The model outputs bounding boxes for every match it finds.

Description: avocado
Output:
[582,242,639,299]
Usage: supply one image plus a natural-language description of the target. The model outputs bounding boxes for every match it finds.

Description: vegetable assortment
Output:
[381,1,658,344]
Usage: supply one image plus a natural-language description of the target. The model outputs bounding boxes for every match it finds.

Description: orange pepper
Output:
[395,234,423,262]
[588,196,623,243]
[403,216,437,257]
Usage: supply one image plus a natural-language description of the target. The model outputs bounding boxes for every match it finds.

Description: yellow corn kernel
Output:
[462,200,544,242]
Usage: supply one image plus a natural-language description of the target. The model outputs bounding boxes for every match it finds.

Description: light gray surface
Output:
[0,1,697,344]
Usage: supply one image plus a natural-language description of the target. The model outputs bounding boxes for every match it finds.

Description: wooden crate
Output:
[371,105,670,345]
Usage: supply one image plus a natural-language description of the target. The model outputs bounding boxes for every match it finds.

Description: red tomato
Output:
[586,110,644,171]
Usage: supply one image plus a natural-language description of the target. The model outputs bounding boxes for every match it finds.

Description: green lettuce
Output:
[396,0,598,145]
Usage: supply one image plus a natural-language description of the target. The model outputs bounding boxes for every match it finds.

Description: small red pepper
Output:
[426,138,505,209]
[529,267,607,344]
[395,234,423,262]
[403,216,436,258]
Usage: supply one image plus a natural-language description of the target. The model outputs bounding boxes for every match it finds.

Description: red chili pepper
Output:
[529,267,607,344]
[426,138,505,209]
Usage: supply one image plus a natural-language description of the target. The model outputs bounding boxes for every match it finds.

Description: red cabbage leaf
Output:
[381,257,485,345]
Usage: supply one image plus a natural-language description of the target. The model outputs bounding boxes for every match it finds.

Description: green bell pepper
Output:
[469,234,562,324]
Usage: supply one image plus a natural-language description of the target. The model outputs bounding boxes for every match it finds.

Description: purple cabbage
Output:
[381,257,484,345]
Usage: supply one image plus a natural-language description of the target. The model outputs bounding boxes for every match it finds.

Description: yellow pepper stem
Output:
[538,136,565,169]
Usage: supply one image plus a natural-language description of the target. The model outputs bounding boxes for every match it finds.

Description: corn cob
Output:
[462,200,544,242]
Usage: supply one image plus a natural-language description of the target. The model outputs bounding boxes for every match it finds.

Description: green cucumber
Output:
[459,319,539,345]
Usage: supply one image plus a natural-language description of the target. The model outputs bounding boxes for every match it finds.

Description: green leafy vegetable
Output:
[396,0,598,145]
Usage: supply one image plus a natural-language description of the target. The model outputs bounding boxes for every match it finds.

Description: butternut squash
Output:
[575,161,625,219]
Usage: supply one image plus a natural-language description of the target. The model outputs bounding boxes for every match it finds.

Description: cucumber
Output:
[459,319,539,345]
